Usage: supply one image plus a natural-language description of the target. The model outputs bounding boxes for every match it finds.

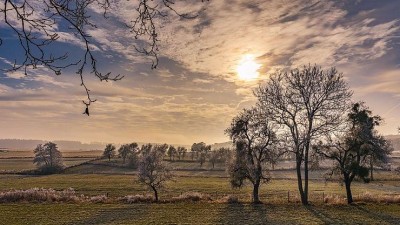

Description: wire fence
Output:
[148,190,330,204]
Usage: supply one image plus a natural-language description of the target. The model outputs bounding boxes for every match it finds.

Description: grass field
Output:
[1,203,400,225]
[0,150,100,172]
[1,151,400,224]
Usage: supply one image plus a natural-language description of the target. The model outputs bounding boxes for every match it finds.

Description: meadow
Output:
[1,150,400,224]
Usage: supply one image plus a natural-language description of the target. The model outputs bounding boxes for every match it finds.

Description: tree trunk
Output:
[108,156,111,162]
[253,180,261,204]
[344,175,353,204]
[370,159,374,181]
[304,147,309,205]
[151,186,159,202]
[212,162,215,169]
[123,157,126,164]
[296,156,307,205]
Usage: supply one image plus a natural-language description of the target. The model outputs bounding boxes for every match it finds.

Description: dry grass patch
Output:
[118,194,154,203]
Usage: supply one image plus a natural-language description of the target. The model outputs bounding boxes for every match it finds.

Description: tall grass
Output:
[324,192,400,204]
[0,188,109,203]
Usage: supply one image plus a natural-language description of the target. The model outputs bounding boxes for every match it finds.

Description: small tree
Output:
[118,143,139,164]
[103,144,116,162]
[33,142,63,173]
[208,148,230,169]
[177,147,187,160]
[316,102,393,204]
[167,145,177,161]
[208,150,220,169]
[226,107,281,203]
[138,144,174,202]
[154,143,169,156]
[191,142,211,167]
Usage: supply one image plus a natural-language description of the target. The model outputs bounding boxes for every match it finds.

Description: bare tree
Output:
[167,145,177,161]
[255,65,352,205]
[176,146,187,160]
[118,142,139,164]
[33,142,63,173]
[138,144,173,202]
[208,148,230,169]
[103,143,116,162]
[191,142,210,167]
[226,107,280,203]
[315,102,393,204]
[1,0,207,113]
[208,150,219,169]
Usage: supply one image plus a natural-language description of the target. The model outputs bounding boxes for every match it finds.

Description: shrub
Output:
[172,192,212,202]
[354,192,400,204]
[89,195,108,203]
[217,195,240,204]
[0,188,79,203]
[323,194,347,205]
[118,194,154,203]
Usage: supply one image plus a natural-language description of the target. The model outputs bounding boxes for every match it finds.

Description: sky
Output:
[0,0,400,145]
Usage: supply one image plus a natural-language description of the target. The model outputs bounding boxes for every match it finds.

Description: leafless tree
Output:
[167,145,177,161]
[138,144,173,202]
[176,146,187,160]
[226,107,281,204]
[255,65,352,205]
[103,143,116,161]
[191,142,210,167]
[1,0,207,114]
[33,142,63,173]
[118,142,139,164]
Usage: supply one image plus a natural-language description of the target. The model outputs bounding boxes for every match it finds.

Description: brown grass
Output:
[0,188,80,203]
[216,195,240,204]
[171,192,212,202]
[118,194,154,203]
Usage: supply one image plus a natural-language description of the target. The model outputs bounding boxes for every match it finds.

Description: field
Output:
[1,150,400,224]
[0,150,101,172]
[2,203,400,225]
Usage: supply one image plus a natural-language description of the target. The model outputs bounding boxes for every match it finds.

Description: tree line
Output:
[102,142,231,168]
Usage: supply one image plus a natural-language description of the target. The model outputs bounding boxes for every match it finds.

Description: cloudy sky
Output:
[0,0,400,145]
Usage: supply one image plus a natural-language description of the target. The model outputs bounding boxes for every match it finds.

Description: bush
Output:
[89,195,108,203]
[217,195,240,204]
[118,194,154,203]
[0,188,79,203]
[37,165,64,175]
[324,194,347,205]
[354,192,400,204]
[324,192,400,204]
[172,192,212,202]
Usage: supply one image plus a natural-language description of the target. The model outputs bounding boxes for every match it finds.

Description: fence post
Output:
[322,192,325,203]
[287,191,290,203]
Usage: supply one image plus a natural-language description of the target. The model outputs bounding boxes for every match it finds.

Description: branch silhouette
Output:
[1,0,207,114]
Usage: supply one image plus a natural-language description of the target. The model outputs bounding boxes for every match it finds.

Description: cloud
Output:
[1,0,400,143]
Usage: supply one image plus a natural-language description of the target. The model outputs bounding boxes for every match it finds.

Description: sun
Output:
[236,55,261,81]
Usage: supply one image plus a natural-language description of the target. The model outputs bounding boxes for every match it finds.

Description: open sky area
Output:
[1,0,400,145]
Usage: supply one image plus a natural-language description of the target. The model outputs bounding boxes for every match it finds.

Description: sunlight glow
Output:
[236,55,261,81]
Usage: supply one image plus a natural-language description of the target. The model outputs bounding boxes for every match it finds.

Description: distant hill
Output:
[0,139,192,151]
[0,139,107,151]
